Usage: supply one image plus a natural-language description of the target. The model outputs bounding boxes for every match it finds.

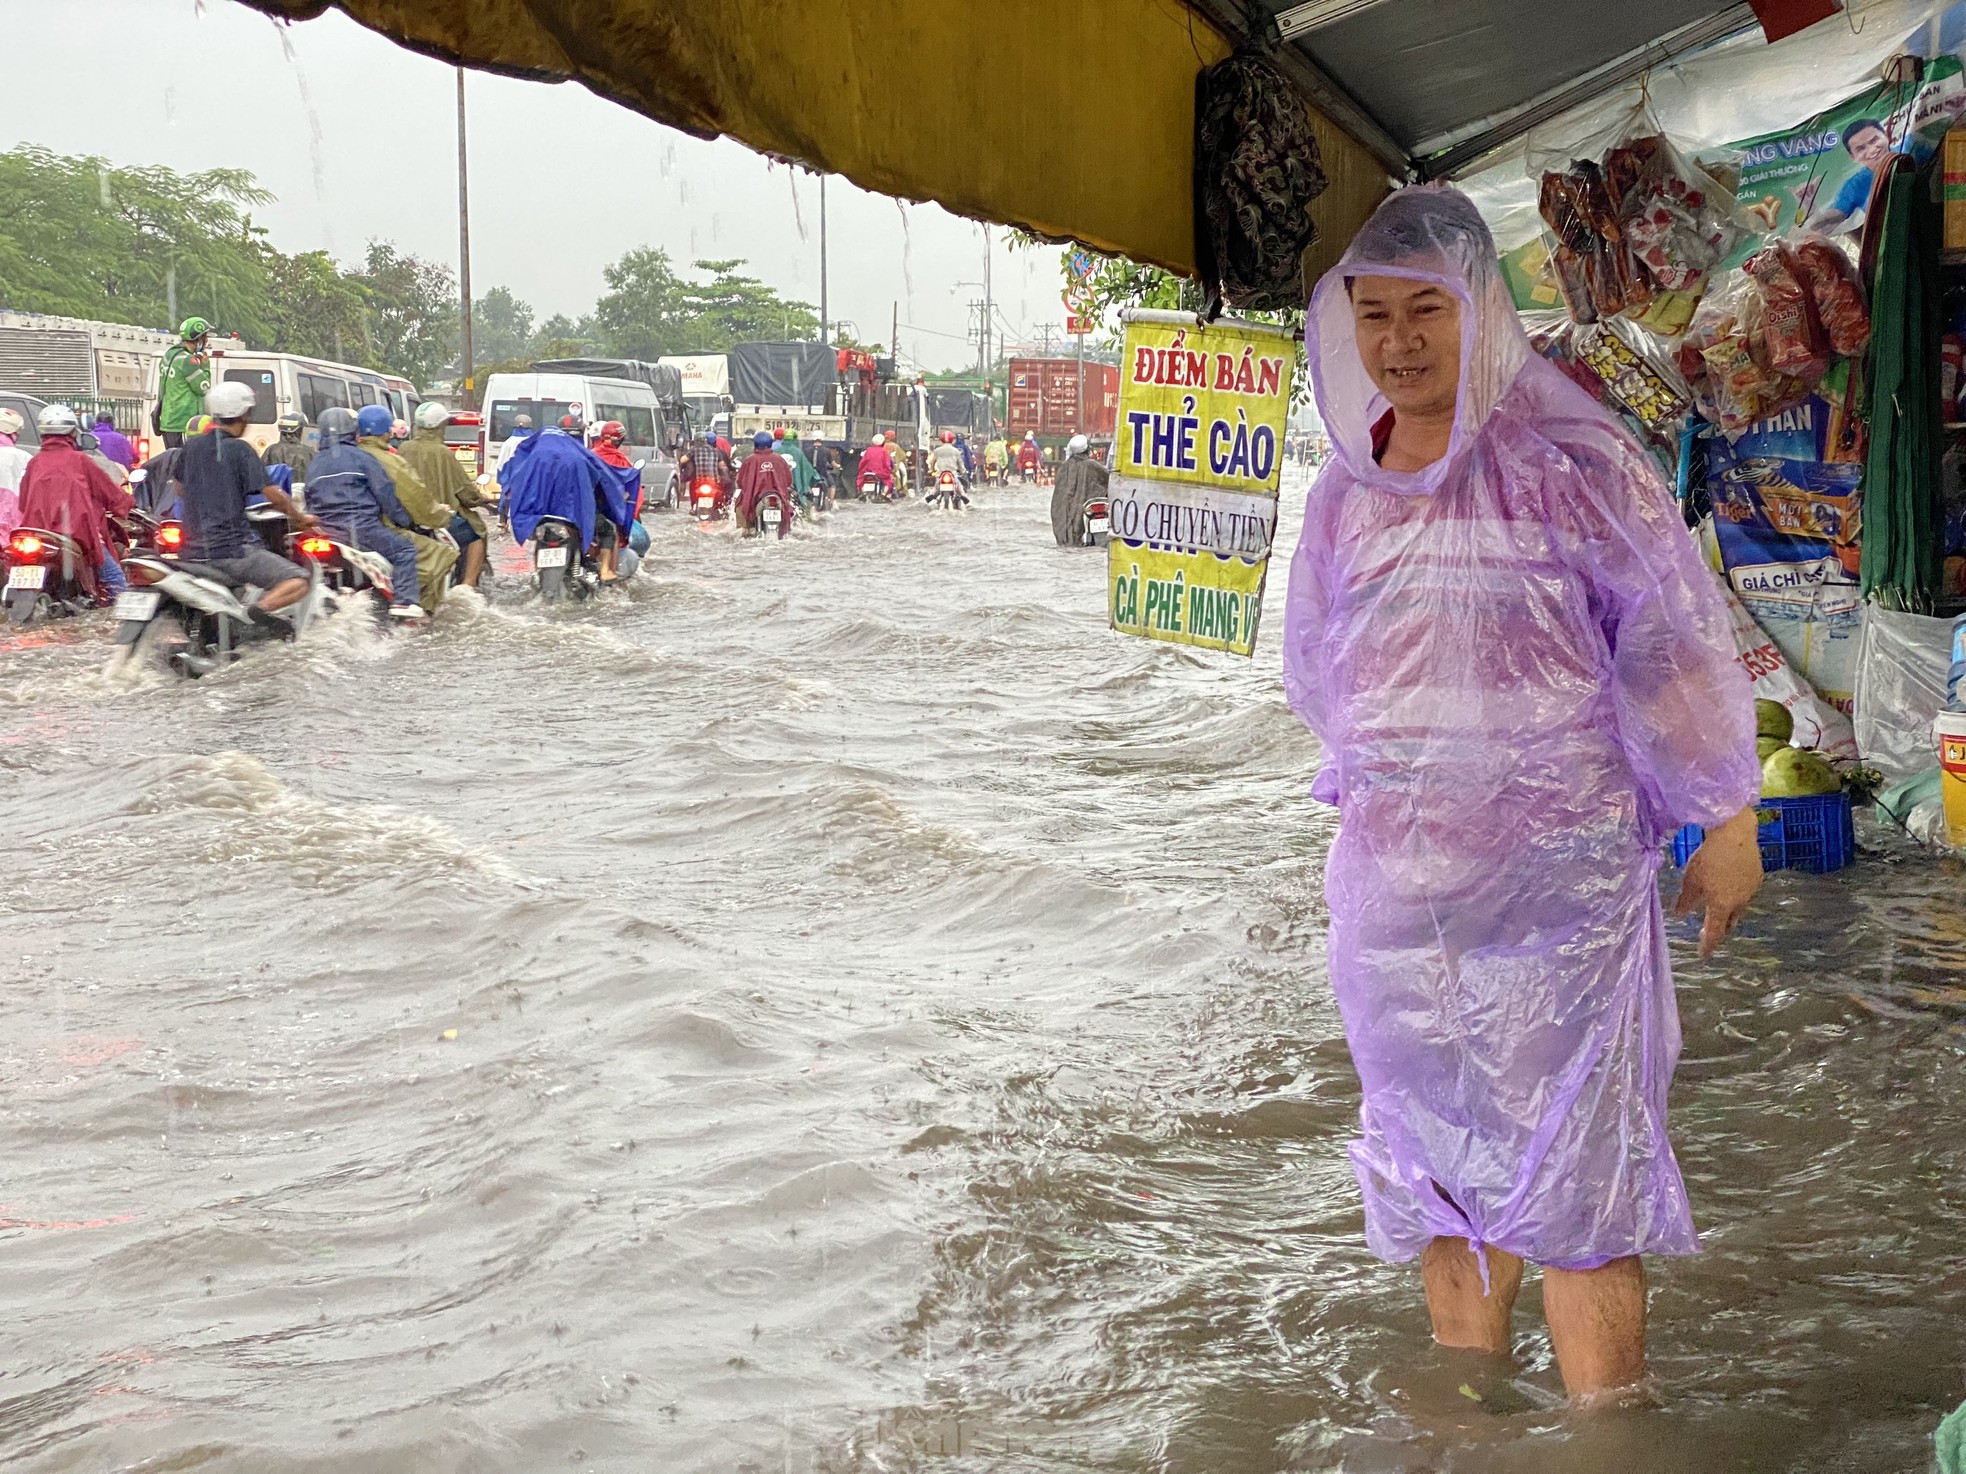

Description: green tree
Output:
[591,247,692,359]
[0,144,274,335]
[472,285,535,364]
[263,249,372,364]
[682,258,818,347]
[353,241,458,389]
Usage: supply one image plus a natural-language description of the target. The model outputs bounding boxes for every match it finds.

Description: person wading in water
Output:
[1282,186,1764,1404]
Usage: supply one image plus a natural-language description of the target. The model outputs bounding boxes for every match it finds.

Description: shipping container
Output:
[1005,356,1118,440]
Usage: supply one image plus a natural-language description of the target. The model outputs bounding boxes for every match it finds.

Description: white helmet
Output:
[414,400,450,430]
[205,381,258,420]
[36,403,79,436]
[0,407,23,437]
[869,434,886,448]
[1067,434,1089,457]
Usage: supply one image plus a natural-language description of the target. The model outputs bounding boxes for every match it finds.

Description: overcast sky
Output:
[0,0,1069,372]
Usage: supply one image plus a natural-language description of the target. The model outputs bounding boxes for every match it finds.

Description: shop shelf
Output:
[1671,790,1855,874]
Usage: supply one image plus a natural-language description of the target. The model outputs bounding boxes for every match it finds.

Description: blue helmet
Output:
[752,430,774,450]
[355,404,394,438]
[701,430,717,446]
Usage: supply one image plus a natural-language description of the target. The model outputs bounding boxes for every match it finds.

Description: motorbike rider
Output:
[735,428,793,536]
[587,419,644,579]
[779,426,821,514]
[158,317,214,448]
[354,405,458,609]
[90,412,138,471]
[0,407,28,542]
[928,429,969,507]
[501,412,631,572]
[1050,433,1109,546]
[809,437,841,504]
[304,406,428,620]
[1016,431,1043,480]
[885,429,910,496]
[173,384,316,623]
[401,401,492,589]
[262,411,316,486]
[857,433,895,499]
[984,431,1008,486]
[954,431,976,483]
[14,404,135,601]
[679,429,736,511]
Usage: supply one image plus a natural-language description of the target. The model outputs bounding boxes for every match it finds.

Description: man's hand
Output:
[1673,805,1764,957]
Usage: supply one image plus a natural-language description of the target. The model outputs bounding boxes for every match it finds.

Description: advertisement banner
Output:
[1726,55,1966,257]
[1107,311,1294,656]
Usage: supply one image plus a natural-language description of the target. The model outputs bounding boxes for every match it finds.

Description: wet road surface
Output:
[1,479,1962,1471]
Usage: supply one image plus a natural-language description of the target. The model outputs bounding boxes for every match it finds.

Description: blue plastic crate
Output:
[1670,790,1855,874]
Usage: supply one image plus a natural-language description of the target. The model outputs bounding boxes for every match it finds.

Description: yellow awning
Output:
[244,0,1390,288]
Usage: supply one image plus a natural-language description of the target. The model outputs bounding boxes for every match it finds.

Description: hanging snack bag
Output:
[1789,234,1872,359]
[1742,240,1830,383]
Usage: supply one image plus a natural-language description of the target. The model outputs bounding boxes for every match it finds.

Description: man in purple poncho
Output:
[1282,187,1765,1403]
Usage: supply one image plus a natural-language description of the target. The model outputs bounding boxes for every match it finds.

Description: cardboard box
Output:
[1946,127,1966,251]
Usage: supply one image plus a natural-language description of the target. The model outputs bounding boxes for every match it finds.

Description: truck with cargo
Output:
[1005,356,1118,443]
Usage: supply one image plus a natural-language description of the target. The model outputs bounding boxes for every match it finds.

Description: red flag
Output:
[1748,0,1839,43]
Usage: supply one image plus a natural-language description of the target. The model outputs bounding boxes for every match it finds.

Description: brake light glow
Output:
[298,535,334,557]
[10,532,43,558]
[157,524,183,550]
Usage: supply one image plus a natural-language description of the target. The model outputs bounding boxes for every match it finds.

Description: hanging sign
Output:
[1106,310,1295,657]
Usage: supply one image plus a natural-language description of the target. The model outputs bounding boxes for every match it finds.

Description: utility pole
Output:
[819,174,829,345]
[981,225,993,405]
[966,299,987,375]
[455,66,475,408]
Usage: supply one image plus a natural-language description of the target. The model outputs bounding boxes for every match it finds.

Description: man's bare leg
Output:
[1543,1255,1646,1402]
[1421,1236,1523,1353]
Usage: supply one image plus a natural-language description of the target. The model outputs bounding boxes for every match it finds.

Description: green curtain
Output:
[1859,157,1945,613]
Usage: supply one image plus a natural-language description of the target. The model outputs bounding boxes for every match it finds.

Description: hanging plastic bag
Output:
[1722,582,1858,761]
[1852,605,1954,779]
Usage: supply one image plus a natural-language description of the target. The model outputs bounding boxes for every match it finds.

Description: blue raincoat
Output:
[502,429,630,548]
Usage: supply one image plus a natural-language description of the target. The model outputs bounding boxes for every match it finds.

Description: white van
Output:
[200,347,418,454]
[482,371,682,511]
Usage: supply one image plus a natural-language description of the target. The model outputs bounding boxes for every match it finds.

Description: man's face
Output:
[1350,275,1463,420]
[1847,124,1890,172]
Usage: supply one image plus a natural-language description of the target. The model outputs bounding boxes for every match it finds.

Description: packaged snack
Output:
[1742,241,1830,383]
[1790,234,1871,359]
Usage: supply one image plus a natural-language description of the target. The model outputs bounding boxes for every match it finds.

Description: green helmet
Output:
[782,426,799,441]
[178,316,211,340]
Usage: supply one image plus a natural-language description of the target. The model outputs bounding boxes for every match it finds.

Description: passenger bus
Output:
[200,346,420,453]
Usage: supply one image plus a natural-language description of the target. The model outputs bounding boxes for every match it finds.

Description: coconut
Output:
[1761,746,1840,798]
[1755,699,1794,743]
[1757,735,1788,762]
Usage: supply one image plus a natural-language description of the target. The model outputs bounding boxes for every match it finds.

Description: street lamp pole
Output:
[456,65,475,409]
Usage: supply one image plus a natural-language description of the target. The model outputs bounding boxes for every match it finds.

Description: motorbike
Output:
[109,505,327,678]
[1076,493,1110,548]
[689,476,728,521]
[752,488,792,540]
[926,468,970,511]
[531,517,594,604]
[1020,463,1037,487]
[4,526,94,625]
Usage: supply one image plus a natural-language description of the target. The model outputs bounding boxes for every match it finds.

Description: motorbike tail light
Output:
[10,532,43,559]
[298,535,334,557]
[157,524,183,550]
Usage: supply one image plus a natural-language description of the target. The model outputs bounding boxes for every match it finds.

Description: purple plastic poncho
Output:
[1283,187,1760,1272]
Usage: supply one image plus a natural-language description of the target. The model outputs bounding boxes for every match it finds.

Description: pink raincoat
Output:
[1282,187,1759,1271]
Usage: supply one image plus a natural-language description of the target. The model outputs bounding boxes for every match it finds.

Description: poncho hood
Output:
[1307,185,1529,497]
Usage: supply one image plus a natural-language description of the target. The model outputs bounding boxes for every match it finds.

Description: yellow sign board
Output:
[1107,311,1294,657]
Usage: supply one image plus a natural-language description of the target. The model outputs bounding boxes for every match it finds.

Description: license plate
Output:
[6,564,46,590]
[536,546,570,568]
[1089,517,1109,535]
[113,589,161,621]
[696,494,716,508]
[762,507,782,526]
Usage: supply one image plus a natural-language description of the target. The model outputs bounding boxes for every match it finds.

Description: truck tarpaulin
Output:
[728,342,838,410]
[659,355,730,398]
[531,358,686,409]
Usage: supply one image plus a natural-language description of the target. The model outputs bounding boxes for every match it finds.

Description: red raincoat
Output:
[735,448,792,530]
[16,437,132,598]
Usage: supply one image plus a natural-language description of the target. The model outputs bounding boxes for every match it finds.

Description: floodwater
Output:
[1,478,1961,1473]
